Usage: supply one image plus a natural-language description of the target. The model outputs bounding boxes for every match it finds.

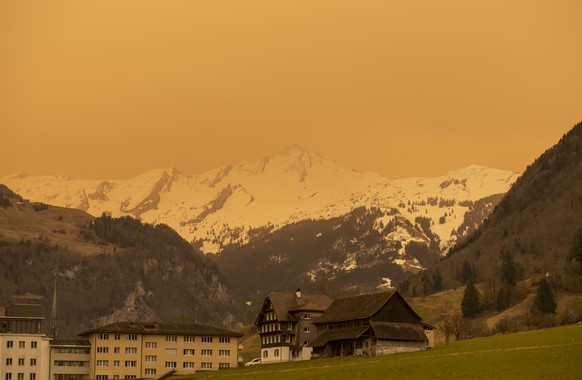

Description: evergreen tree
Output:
[496,285,513,311]
[500,250,517,286]
[569,228,582,273]
[534,278,557,314]
[461,282,481,318]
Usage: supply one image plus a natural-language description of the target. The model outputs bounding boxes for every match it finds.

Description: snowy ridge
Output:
[1,146,519,254]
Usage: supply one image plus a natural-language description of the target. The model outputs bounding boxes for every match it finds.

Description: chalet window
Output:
[304,313,311,320]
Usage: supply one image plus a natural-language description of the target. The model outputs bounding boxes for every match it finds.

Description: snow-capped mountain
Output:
[0,145,519,256]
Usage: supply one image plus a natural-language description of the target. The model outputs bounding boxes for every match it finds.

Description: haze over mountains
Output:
[1,145,518,257]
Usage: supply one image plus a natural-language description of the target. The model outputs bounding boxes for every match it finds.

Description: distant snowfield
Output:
[1,146,519,254]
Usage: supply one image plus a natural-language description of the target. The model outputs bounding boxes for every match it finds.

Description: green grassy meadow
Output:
[175,324,582,380]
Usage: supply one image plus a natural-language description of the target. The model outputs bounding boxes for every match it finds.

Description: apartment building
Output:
[0,296,51,380]
[79,322,242,377]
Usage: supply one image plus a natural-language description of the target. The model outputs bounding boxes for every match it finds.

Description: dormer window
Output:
[304,313,311,320]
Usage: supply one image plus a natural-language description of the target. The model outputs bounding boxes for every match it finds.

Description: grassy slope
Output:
[175,324,582,380]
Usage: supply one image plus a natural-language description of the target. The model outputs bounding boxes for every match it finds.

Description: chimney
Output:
[295,288,301,299]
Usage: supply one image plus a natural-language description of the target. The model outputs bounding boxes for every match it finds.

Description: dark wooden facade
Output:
[311,290,432,357]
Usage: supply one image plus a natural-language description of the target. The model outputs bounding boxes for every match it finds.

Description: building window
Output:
[114,334,121,341]
[30,359,36,366]
[263,350,268,358]
[6,358,12,366]
[113,361,120,367]
[113,376,119,380]
[201,336,213,343]
[97,347,109,353]
[31,342,37,349]
[125,361,137,367]
[303,341,309,346]
[219,337,230,344]
[274,349,279,357]
[29,374,35,380]
[201,349,212,356]
[145,342,157,349]
[144,369,156,376]
[145,355,157,362]
[125,347,137,354]
[165,335,177,342]
[98,333,109,340]
[183,349,195,356]
[7,341,14,348]
[183,362,195,369]
[304,313,311,319]
[6,374,12,380]
[164,362,176,369]
[285,335,291,343]
[201,362,212,369]
[127,334,137,341]
[124,376,136,379]
[96,376,108,380]
[18,359,24,366]
[304,327,311,333]
[219,350,230,357]
[18,374,24,380]
[183,336,195,343]
[96,360,108,367]
[114,347,120,354]
[219,363,230,369]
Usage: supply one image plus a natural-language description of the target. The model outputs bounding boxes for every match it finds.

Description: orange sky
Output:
[1,1,581,180]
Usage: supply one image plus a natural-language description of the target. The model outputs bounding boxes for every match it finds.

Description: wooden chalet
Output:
[310,289,434,357]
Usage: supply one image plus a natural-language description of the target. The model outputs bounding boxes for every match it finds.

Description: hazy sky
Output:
[1,1,581,180]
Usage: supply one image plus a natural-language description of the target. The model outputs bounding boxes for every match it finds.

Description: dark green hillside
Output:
[0,186,241,337]
[214,206,441,315]
[403,121,582,301]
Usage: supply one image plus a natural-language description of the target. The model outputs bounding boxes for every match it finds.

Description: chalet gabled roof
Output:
[370,321,426,342]
[314,290,399,324]
[255,292,333,324]
[310,326,370,348]
[78,322,242,337]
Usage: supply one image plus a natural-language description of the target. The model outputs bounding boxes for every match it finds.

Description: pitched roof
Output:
[370,321,426,342]
[310,326,370,348]
[78,322,242,337]
[257,292,333,323]
[314,290,398,324]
